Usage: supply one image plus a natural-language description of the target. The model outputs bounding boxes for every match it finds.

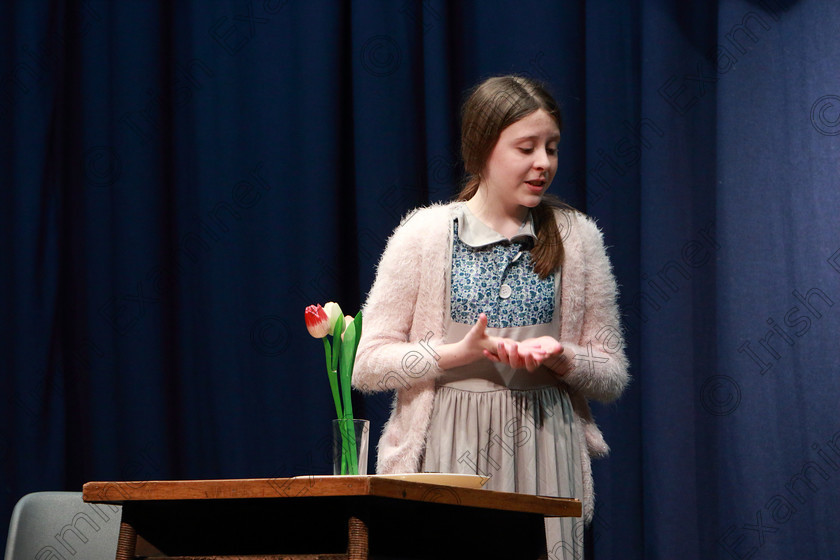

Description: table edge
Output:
[83,476,581,517]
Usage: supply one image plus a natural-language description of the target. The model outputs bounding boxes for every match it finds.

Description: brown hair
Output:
[457,75,573,278]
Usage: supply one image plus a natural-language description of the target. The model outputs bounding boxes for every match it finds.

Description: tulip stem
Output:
[324,339,343,420]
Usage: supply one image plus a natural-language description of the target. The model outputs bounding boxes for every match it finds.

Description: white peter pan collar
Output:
[454,203,537,248]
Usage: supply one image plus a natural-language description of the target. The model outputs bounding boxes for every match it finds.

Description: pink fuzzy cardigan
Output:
[352,202,629,523]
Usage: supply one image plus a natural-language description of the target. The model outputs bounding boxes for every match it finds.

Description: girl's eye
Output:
[547,147,557,155]
[519,147,534,154]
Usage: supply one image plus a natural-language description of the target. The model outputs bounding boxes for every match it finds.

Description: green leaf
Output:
[324,338,342,419]
[340,321,356,374]
[340,312,363,474]
[334,313,346,337]
[322,337,332,375]
[331,314,344,374]
[350,311,362,372]
[339,321,355,420]
[327,369,342,420]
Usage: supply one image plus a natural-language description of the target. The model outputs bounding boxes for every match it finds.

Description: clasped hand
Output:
[463,313,565,373]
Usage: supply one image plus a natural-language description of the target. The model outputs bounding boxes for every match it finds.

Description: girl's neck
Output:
[465,189,530,239]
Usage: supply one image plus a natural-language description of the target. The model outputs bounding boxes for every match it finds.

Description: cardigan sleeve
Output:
[352,210,447,394]
[557,213,630,403]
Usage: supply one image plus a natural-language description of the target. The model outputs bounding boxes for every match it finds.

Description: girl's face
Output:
[480,108,560,211]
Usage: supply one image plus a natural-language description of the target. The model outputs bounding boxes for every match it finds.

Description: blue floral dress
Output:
[420,204,583,558]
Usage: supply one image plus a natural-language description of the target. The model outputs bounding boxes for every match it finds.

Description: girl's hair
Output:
[456,75,574,278]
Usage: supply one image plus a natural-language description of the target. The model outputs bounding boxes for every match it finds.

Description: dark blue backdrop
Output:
[2,1,838,558]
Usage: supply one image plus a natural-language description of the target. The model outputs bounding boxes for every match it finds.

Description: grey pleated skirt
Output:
[421,377,584,559]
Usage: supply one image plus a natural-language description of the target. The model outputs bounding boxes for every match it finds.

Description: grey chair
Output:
[4,492,122,560]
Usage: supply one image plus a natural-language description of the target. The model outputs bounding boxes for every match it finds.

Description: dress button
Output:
[499,284,512,299]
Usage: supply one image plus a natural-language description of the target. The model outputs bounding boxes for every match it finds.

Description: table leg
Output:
[115,520,137,560]
[347,515,368,560]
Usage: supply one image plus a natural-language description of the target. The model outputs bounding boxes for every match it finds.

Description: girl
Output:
[352,75,629,557]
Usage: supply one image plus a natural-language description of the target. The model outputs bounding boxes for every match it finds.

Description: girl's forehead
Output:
[501,110,561,138]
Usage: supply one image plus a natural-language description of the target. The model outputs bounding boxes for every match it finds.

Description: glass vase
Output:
[332,419,369,475]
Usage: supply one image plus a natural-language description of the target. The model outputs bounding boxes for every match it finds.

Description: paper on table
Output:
[289,473,490,489]
[372,473,490,488]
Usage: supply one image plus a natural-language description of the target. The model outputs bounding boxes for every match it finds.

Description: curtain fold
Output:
[2,1,837,558]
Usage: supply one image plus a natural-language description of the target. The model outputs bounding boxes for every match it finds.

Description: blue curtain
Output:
[2,1,838,558]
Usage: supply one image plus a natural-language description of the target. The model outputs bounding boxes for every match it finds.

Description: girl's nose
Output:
[534,147,550,169]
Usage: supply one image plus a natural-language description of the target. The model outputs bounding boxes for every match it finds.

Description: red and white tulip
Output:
[304,304,331,338]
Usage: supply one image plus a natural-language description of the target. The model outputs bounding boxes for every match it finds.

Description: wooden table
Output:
[83,476,581,560]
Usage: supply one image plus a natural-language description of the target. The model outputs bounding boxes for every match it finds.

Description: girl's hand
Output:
[519,336,563,358]
[461,313,493,355]
[484,336,566,373]
[436,313,498,370]
[483,338,543,371]
[523,336,572,376]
